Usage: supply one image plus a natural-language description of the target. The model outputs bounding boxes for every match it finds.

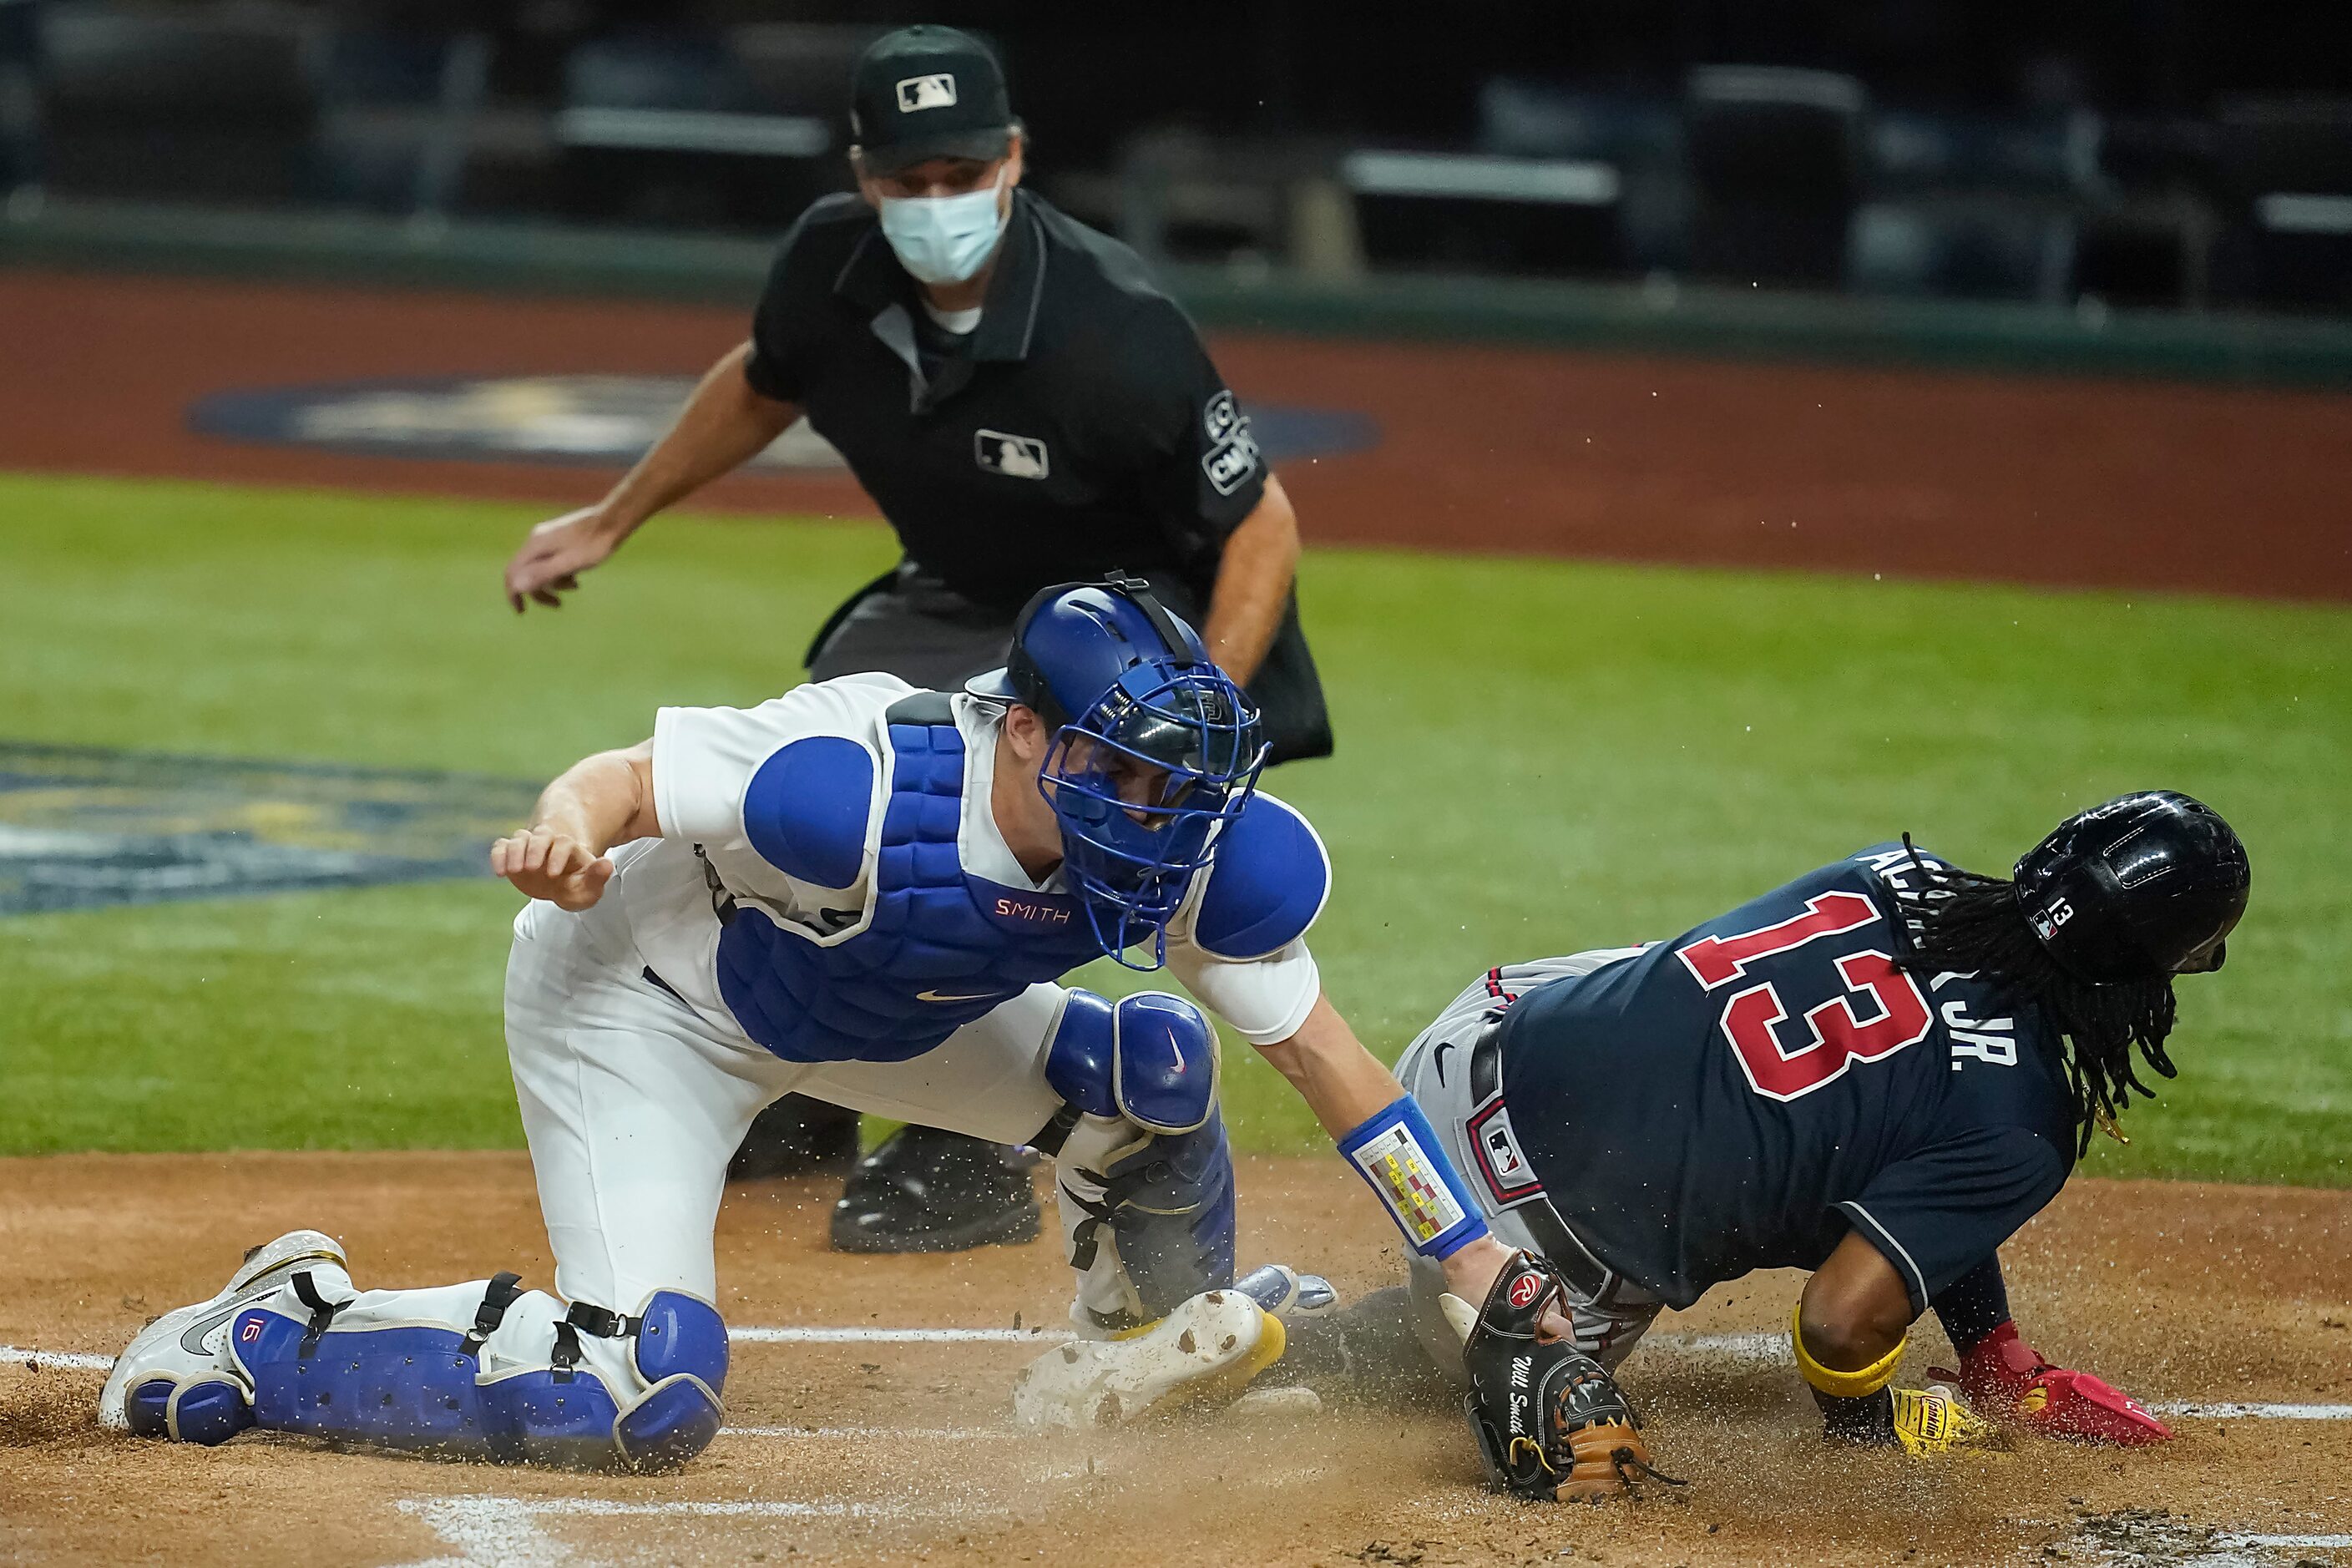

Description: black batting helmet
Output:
[2012,791,2249,984]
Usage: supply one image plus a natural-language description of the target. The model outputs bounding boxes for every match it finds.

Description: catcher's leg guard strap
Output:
[1058,1112,1237,1329]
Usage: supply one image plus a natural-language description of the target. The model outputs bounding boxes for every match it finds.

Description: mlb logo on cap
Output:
[852,26,1014,175]
[896,73,958,112]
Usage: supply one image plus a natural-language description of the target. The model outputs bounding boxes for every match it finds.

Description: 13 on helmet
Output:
[969,574,1267,966]
[2013,790,2250,984]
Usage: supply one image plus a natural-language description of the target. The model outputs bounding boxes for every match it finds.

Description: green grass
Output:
[3,471,2347,1184]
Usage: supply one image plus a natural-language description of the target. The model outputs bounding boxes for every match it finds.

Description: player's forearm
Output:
[1201,477,1299,685]
[1254,990,1409,1137]
[592,343,800,539]
[531,742,660,852]
[1262,994,1518,1306]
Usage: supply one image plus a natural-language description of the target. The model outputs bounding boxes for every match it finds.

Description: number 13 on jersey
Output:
[1676,892,1934,1101]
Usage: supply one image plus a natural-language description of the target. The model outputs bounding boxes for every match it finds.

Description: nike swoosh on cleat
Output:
[176,1264,334,1355]
[178,1289,276,1356]
[917,989,1001,1004]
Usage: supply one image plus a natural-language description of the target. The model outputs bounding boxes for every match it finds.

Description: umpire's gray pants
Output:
[1393,950,1665,1383]
[807,569,1016,690]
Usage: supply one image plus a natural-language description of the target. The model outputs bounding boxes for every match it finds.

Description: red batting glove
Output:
[1930,1320,2172,1446]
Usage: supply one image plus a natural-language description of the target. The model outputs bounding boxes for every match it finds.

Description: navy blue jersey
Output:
[1498,845,2077,1313]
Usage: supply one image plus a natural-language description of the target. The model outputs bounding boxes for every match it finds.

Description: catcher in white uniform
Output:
[103,577,1552,1471]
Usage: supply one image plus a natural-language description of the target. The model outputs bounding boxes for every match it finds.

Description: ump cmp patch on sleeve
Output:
[1201,390,1262,494]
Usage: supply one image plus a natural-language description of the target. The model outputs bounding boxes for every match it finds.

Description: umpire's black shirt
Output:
[743,189,1266,610]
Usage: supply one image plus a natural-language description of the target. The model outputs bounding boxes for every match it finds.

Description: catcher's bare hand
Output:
[503,507,620,612]
[491,827,615,909]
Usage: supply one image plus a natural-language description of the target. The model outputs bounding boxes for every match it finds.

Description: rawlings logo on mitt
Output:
[1458,1252,1680,1502]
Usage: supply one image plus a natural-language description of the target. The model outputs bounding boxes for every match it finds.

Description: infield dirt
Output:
[3,1154,2346,1567]
[3,267,2349,1565]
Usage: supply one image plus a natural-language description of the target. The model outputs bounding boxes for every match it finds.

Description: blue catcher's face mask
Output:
[1037,662,1267,969]
[877,167,1010,285]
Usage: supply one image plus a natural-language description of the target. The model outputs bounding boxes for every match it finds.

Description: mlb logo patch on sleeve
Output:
[974,429,1050,479]
[1202,389,1242,445]
[896,73,958,112]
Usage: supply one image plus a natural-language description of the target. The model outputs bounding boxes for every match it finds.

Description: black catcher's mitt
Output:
[1459,1251,1677,1501]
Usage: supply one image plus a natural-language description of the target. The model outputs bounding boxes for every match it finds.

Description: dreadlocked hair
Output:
[1889,836,2178,1158]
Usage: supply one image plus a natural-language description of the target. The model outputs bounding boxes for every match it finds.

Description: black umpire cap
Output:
[849,25,1015,176]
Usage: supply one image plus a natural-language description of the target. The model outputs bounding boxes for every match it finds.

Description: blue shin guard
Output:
[614,1291,726,1471]
[1068,1115,1238,1328]
[230,1277,726,1472]
[1050,990,1237,1328]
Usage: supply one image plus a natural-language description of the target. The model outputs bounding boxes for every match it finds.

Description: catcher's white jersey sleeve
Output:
[1165,933,1321,1045]
[1162,790,1329,1045]
[651,671,911,906]
[594,673,906,1030]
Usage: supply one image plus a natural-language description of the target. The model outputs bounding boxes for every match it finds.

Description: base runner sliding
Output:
[1239,793,2249,1498]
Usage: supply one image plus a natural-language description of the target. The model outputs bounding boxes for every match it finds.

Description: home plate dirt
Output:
[2,1153,2346,1566]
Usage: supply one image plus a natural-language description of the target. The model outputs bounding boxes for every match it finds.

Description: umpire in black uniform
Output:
[501,24,1331,1256]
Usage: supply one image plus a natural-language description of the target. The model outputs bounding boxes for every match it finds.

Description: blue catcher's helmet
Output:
[969,574,1267,968]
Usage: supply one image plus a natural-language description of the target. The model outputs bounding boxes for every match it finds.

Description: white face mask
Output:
[877,167,1010,286]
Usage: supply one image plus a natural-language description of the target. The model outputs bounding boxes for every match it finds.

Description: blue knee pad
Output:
[230,1279,726,1472]
[1046,990,1218,1133]
[1074,1113,1238,1324]
[615,1290,726,1472]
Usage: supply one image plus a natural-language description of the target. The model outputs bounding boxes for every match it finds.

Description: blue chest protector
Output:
[712,695,1108,1064]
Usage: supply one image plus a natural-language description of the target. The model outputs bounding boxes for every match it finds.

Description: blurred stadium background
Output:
[6,0,2352,316]
[2,1,2347,1183]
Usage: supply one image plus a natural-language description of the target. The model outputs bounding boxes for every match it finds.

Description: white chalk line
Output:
[16,1336,2349,1423]
[723,1424,1001,1439]
[2,1345,115,1371]
[390,1492,997,1568]
[2154,1401,2352,1421]
[2,1327,1779,1360]
[723,1326,1787,1353]
[729,1325,1062,1343]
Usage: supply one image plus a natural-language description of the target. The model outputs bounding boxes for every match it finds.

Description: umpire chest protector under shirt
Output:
[743,190,1267,610]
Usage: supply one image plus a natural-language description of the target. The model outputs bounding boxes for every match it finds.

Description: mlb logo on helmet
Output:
[896,73,958,112]
[1508,1271,1544,1309]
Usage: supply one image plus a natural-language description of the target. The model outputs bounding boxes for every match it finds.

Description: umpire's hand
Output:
[504,507,622,612]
